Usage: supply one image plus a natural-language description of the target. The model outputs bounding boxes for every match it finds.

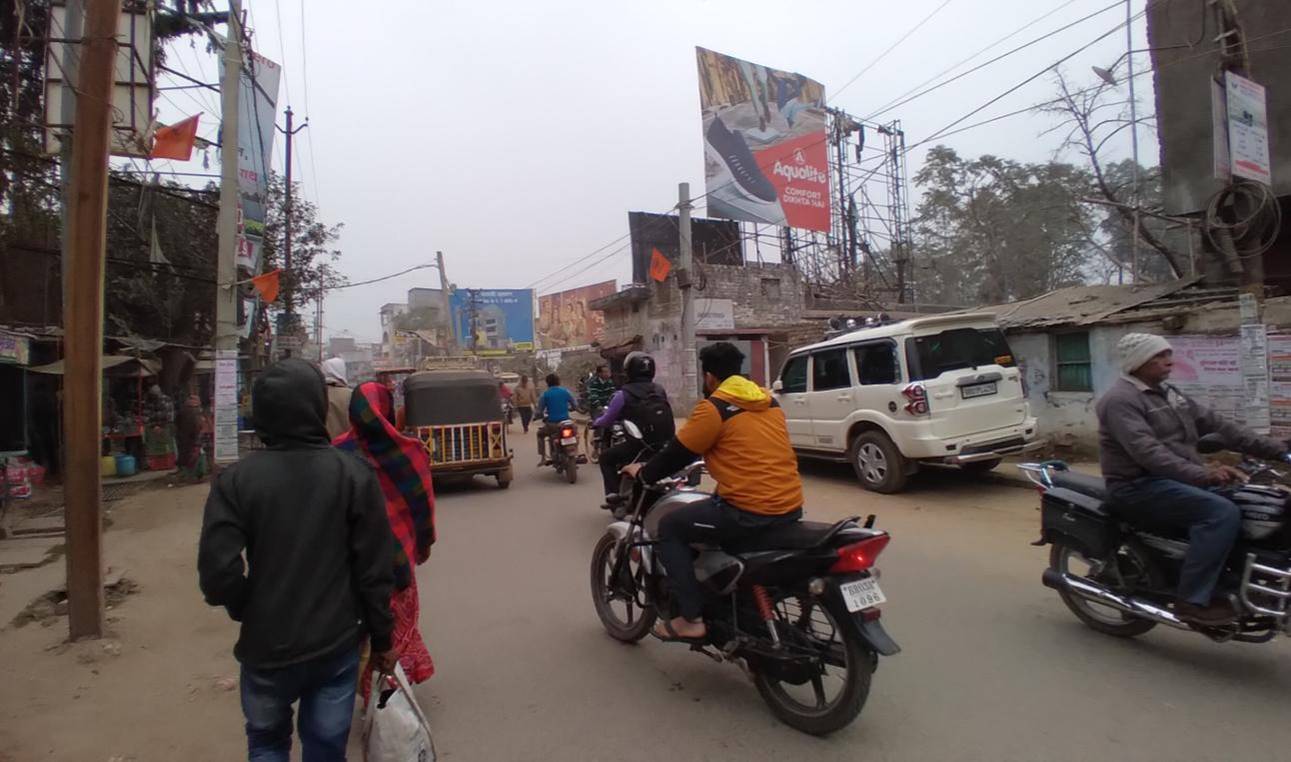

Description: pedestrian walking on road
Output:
[334,381,437,701]
[321,357,352,441]
[514,374,538,433]
[198,358,397,761]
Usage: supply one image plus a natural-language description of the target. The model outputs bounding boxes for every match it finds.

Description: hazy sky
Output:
[148,0,1159,342]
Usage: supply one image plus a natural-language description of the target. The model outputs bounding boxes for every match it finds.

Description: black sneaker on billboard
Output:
[705,117,778,203]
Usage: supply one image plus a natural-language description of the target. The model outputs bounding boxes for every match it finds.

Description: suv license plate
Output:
[840,578,886,612]
[961,381,998,399]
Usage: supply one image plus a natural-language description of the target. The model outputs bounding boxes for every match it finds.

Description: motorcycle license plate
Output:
[560,437,578,445]
[840,578,886,612]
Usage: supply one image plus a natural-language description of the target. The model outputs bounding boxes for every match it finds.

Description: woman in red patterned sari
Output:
[333,382,436,697]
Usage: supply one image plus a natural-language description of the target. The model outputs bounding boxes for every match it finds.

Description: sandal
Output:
[652,617,707,644]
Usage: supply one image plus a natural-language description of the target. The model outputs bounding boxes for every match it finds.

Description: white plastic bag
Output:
[363,664,436,762]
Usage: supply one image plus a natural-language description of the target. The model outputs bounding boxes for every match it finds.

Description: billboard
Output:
[627,211,742,284]
[234,47,283,271]
[696,47,829,232]
[450,289,535,352]
[537,281,617,349]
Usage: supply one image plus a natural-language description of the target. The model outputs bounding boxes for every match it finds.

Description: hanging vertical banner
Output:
[215,36,282,270]
[1225,71,1271,185]
[696,47,829,232]
[213,349,240,463]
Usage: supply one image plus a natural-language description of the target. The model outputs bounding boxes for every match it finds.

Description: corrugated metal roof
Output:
[974,278,1212,329]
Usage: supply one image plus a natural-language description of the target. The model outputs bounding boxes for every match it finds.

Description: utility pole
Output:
[1124,0,1141,285]
[63,0,123,640]
[678,182,696,408]
[213,0,242,467]
[436,250,451,349]
[278,105,307,326]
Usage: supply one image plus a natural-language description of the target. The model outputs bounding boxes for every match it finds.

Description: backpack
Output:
[621,382,675,446]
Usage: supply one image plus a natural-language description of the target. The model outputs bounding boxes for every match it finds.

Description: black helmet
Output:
[624,351,656,381]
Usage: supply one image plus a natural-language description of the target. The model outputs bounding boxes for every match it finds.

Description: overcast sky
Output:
[150,0,1159,342]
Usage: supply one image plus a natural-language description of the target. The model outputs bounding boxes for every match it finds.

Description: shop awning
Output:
[27,356,161,377]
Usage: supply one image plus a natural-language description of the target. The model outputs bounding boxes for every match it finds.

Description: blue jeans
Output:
[240,646,361,762]
[1109,477,1242,605]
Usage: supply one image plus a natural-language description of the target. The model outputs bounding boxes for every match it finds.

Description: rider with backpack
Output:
[593,352,674,509]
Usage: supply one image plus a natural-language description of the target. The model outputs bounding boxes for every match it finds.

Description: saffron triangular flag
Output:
[151,114,201,161]
[649,248,672,282]
[251,269,281,303]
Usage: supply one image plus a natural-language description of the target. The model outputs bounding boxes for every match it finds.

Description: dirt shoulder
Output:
[0,482,245,761]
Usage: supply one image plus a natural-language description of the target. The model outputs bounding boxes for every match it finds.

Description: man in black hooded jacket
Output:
[198,358,397,760]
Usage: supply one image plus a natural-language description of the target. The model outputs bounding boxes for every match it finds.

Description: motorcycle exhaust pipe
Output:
[1042,568,1190,631]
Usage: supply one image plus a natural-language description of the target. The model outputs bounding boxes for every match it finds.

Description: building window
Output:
[761,278,781,299]
[1054,332,1092,392]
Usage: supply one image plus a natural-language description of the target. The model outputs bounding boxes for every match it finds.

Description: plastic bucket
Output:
[100,456,117,477]
[115,454,137,477]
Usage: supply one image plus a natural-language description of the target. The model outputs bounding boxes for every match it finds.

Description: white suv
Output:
[772,313,1039,493]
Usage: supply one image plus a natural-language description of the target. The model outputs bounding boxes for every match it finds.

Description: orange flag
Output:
[649,248,672,282]
[251,269,281,303]
[151,114,201,161]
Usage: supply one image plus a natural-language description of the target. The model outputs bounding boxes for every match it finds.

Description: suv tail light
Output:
[829,534,891,574]
[902,383,928,416]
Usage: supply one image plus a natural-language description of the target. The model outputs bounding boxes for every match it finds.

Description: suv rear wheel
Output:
[849,431,908,493]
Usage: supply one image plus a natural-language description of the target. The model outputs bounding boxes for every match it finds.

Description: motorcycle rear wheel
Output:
[1050,542,1158,637]
[752,592,874,736]
[589,532,656,642]
[565,457,578,484]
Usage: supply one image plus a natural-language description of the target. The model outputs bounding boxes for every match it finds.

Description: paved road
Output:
[418,431,1291,761]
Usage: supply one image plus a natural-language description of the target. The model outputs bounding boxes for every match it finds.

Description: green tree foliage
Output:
[103,177,218,343]
[258,173,346,319]
[911,147,1098,306]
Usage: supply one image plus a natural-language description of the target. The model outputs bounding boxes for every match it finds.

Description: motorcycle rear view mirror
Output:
[1197,433,1226,455]
[622,420,644,441]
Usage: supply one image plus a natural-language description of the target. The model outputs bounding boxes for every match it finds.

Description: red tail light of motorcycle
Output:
[560,426,576,438]
[829,534,891,574]
[901,384,928,416]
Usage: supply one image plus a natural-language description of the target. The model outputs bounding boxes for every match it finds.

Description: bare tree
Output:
[1038,70,1185,279]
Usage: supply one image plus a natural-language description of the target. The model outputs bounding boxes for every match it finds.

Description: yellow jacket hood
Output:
[711,375,772,411]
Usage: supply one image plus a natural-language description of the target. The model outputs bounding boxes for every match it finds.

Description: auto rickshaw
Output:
[403,370,514,488]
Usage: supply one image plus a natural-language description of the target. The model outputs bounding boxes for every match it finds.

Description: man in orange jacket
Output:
[623,342,804,641]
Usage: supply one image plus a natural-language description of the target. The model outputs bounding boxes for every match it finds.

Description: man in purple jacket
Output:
[1097,333,1288,625]
[595,352,674,509]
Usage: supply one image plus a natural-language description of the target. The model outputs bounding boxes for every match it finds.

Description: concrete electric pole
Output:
[678,182,696,409]
[63,0,124,640]
[278,105,307,329]
[436,250,452,349]
[213,0,242,467]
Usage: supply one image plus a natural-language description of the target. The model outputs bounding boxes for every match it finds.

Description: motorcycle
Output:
[589,422,899,735]
[587,420,624,465]
[544,419,581,484]
[1026,433,1291,643]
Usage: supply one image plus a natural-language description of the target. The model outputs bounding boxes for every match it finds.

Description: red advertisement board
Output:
[696,47,830,232]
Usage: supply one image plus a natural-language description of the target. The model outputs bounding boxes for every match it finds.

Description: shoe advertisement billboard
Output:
[449,289,536,354]
[537,281,618,350]
[696,47,830,232]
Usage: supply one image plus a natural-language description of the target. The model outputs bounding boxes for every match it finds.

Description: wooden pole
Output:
[63,0,123,640]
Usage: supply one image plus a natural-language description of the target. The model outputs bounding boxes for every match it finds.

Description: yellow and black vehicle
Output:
[403,370,514,488]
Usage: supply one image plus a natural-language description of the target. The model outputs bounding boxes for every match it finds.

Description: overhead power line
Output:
[864,0,1121,120]
[833,0,956,100]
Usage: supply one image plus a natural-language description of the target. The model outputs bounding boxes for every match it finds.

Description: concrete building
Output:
[979,280,1291,452]
[590,262,823,402]
[379,303,408,364]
